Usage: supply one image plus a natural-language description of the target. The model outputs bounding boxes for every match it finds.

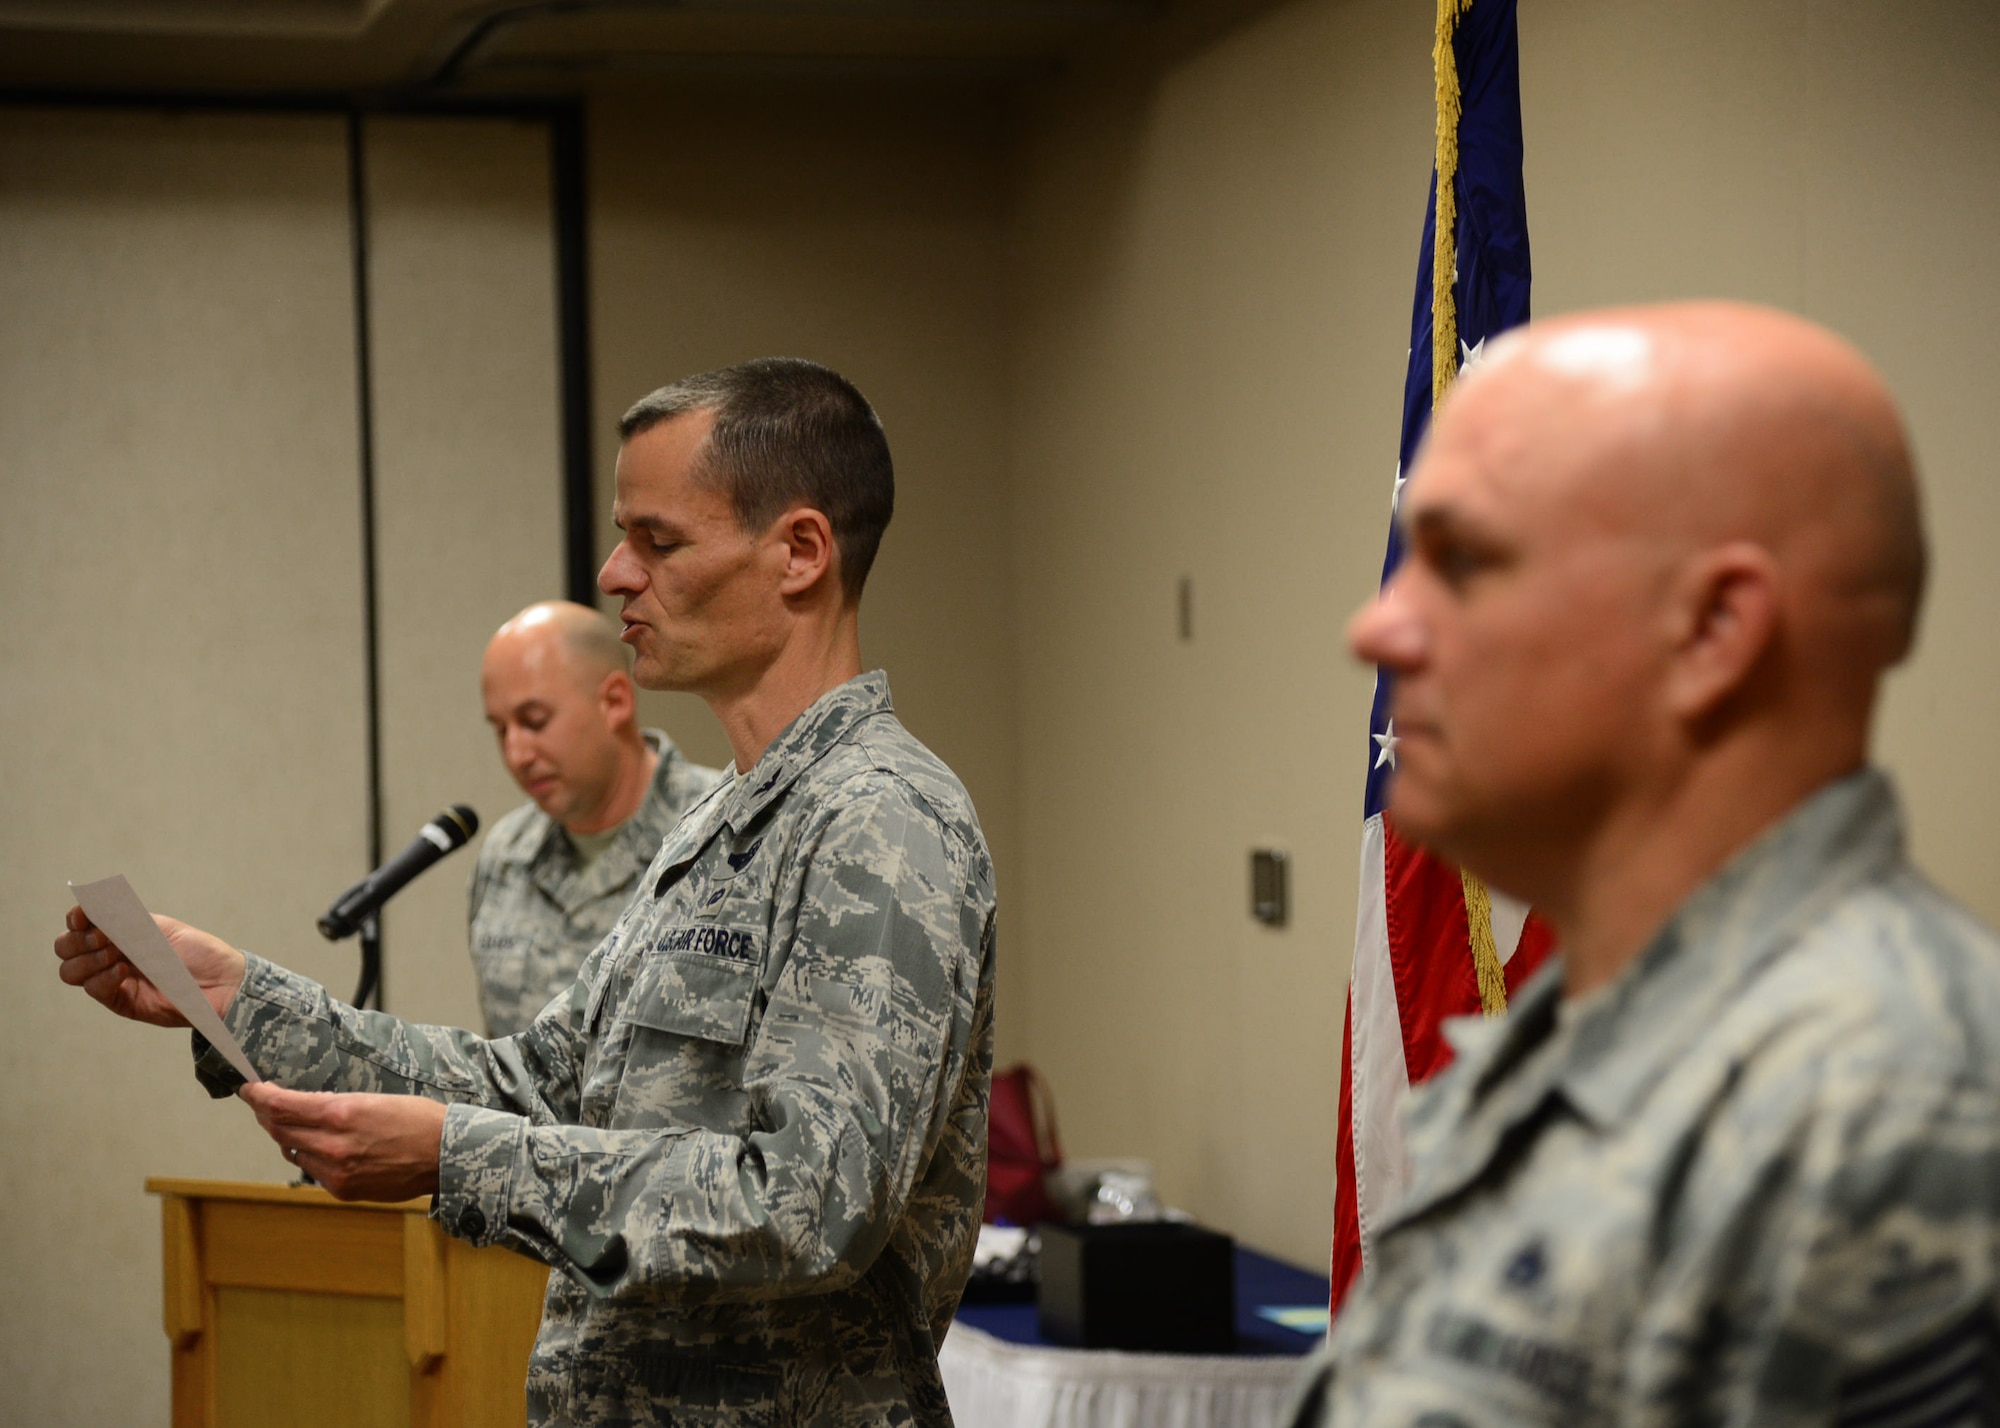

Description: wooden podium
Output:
[149,1178,550,1428]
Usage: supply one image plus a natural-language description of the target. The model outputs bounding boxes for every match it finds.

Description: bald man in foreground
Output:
[472,601,722,1036]
[1290,303,2000,1426]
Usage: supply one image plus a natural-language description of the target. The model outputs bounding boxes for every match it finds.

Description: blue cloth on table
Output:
[953,1245,1329,1357]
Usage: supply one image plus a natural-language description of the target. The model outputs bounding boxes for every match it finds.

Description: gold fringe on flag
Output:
[1463,867,1509,1016]
[1431,0,1473,408]
[1433,0,1510,1016]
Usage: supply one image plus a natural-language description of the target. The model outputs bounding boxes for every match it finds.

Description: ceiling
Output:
[0,0,1169,98]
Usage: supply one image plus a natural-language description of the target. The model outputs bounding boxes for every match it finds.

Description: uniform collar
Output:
[1386,963,1568,1233]
[717,671,893,832]
[1553,767,1905,1130]
[1384,768,1904,1233]
[529,729,688,908]
[602,729,693,867]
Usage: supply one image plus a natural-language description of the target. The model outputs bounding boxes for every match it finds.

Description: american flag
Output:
[1329,0,1552,1313]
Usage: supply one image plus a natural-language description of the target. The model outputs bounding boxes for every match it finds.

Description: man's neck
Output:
[708,617,863,773]
[566,741,658,837]
[1543,745,1865,998]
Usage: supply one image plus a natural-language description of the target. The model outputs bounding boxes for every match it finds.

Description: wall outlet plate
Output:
[1251,848,1288,927]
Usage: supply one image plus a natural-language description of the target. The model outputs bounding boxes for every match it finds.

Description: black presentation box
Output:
[1037,1220,1236,1353]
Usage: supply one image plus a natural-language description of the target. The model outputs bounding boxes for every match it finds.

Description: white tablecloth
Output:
[939,1321,1306,1428]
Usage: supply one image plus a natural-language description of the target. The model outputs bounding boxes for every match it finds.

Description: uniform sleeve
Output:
[465,843,502,1039]
[205,947,601,1128]
[429,780,987,1305]
[1625,1036,2000,1428]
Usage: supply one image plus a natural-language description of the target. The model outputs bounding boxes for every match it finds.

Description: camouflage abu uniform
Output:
[469,728,724,1037]
[1289,770,2000,1428]
[200,673,997,1426]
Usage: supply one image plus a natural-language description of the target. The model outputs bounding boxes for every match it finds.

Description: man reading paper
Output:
[57,358,996,1428]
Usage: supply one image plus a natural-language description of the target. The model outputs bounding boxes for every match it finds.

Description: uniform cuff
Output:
[229,950,323,1022]
[190,951,294,1094]
[431,1102,523,1246]
[191,1030,244,1098]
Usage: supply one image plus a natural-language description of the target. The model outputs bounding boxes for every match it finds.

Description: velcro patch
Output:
[1426,1308,1591,1408]
[651,924,761,963]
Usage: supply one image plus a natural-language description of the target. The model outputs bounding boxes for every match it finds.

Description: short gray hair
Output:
[619,358,894,600]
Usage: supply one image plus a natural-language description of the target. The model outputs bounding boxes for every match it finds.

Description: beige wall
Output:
[0,107,571,1425]
[0,107,369,1425]
[1004,0,1431,1270]
[1003,0,2000,1269]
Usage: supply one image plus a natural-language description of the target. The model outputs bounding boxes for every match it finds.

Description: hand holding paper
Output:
[239,1083,443,1201]
[56,877,257,1082]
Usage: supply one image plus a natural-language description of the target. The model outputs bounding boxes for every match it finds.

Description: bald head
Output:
[1472,301,1925,675]
[1352,302,1927,977]
[482,601,651,834]
[488,601,630,688]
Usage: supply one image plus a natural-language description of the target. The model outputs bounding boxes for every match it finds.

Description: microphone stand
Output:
[352,911,383,1010]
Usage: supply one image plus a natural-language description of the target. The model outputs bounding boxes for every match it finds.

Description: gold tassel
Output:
[1432,0,1472,408]
[1433,0,1508,1016]
[1462,867,1509,1016]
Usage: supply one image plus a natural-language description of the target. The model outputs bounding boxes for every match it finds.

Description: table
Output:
[941,1247,1327,1428]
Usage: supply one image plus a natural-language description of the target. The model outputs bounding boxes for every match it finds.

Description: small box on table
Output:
[1037,1220,1236,1353]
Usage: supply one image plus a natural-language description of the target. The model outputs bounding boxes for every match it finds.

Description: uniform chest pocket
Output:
[620,935,766,1046]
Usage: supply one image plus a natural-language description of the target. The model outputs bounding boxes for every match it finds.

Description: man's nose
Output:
[599,540,639,596]
[1347,584,1427,670]
[502,726,535,772]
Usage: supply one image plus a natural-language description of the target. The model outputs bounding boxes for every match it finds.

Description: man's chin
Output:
[629,649,691,694]
[633,651,736,698]
[1389,791,1534,900]
[633,666,691,694]
[519,782,566,818]
[1385,786,1462,859]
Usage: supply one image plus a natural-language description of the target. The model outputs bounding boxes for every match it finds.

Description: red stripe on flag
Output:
[1332,819,1556,1317]
[1382,815,1486,1084]
[1330,995,1362,1310]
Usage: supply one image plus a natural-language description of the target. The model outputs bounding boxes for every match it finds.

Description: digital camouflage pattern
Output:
[202,673,997,1427]
[468,728,724,1037]
[1289,770,2000,1428]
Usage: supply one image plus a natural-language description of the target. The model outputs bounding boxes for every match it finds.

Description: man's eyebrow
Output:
[618,511,680,536]
[1404,502,1500,548]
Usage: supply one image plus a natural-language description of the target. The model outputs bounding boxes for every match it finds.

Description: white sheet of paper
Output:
[69,875,260,1084]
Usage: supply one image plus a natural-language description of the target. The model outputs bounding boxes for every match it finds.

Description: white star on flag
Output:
[1460,335,1487,371]
[1373,719,1399,770]
[1392,462,1407,512]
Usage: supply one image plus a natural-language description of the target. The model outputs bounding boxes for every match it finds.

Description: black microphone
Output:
[318,805,479,941]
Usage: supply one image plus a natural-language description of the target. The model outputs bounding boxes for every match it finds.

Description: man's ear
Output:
[1664,542,1781,722]
[774,506,838,599]
[597,670,637,732]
